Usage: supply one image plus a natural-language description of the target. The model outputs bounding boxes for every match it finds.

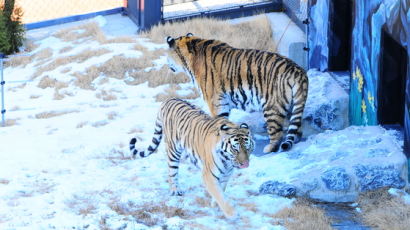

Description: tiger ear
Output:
[220,124,230,131]
[186,32,194,37]
[166,36,175,48]
[240,123,249,129]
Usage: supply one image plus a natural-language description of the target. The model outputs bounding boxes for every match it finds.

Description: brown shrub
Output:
[358,189,410,230]
[96,90,117,101]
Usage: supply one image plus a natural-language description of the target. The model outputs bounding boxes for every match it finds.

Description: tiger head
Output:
[219,122,255,169]
[165,33,195,75]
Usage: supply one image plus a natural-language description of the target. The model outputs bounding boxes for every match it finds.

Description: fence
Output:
[282,0,310,69]
[0,53,4,126]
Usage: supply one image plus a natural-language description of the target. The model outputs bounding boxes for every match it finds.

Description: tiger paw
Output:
[280,141,293,152]
[222,203,237,219]
[263,143,280,153]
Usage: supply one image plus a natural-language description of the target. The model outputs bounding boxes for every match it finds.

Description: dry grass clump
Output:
[106,111,118,120]
[37,76,68,90]
[59,46,74,54]
[0,178,10,184]
[91,120,109,127]
[2,119,18,127]
[105,148,132,165]
[32,48,111,79]
[5,55,33,68]
[35,48,53,61]
[96,90,117,101]
[128,66,190,87]
[76,121,88,128]
[104,36,136,44]
[24,40,40,52]
[109,200,192,227]
[65,194,98,216]
[144,15,276,52]
[272,199,333,230]
[358,188,410,230]
[128,127,143,134]
[35,110,78,119]
[54,22,106,43]
[60,67,72,73]
[155,84,200,102]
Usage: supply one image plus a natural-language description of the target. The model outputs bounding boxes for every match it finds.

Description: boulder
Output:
[253,126,408,202]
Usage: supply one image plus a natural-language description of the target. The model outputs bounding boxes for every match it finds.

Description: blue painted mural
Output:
[308,0,410,177]
[308,0,330,71]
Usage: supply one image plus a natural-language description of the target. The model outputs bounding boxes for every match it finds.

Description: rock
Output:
[259,181,297,198]
[302,70,349,136]
[354,164,406,191]
[255,126,408,202]
[321,168,351,191]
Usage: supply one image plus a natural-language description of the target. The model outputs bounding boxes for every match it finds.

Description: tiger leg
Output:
[167,146,183,196]
[207,94,231,118]
[281,77,308,151]
[262,106,286,153]
[211,177,229,208]
[203,171,235,218]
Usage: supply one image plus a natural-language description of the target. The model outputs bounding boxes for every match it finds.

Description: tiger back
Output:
[129,98,255,218]
[166,34,308,154]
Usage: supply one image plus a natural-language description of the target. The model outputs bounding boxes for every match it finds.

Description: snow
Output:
[0,12,407,230]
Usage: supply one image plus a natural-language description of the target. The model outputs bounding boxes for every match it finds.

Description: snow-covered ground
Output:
[0,12,408,230]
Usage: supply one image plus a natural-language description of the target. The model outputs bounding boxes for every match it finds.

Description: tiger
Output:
[165,33,309,153]
[129,98,255,218]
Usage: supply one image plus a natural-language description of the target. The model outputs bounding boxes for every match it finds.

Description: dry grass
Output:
[37,76,69,89]
[0,178,10,184]
[54,22,106,43]
[30,94,41,99]
[24,40,40,52]
[59,46,74,54]
[76,121,88,128]
[128,66,190,87]
[106,111,118,120]
[65,194,98,216]
[105,148,132,165]
[35,110,78,119]
[128,127,143,134]
[96,90,118,101]
[109,200,201,227]
[272,199,333,230]
[155,84,200,102]
[60,67,72,74]
[5,55,33,68]
[35,48,53,61]
[358,189,410,230]
[91,120,109,127]
[1,119,18,127]
[32,48,111,79]
[104,36,136,44]
[143,15,276,52]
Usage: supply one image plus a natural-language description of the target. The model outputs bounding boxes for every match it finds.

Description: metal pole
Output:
[0,52,5,127]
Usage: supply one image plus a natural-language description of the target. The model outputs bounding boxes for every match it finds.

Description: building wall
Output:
[308,0,330,71]
[350,0,410,126]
